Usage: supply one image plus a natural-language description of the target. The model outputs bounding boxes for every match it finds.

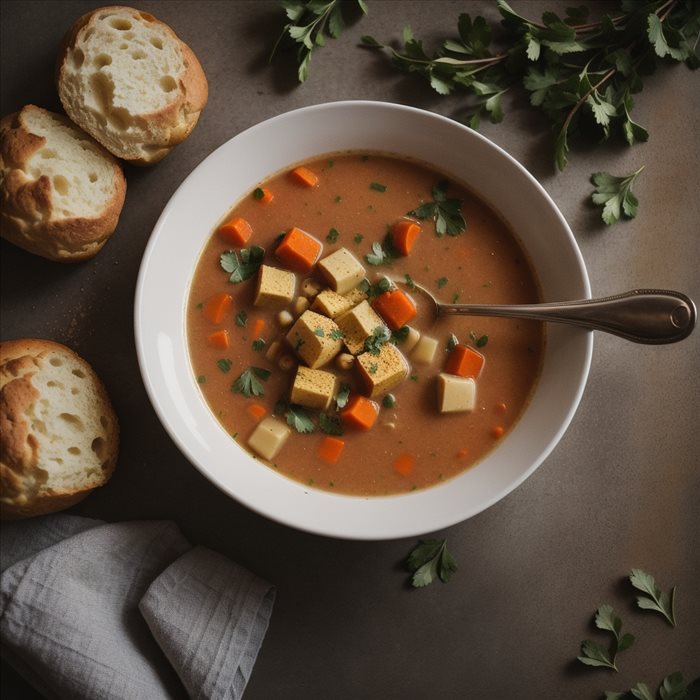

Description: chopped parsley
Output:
[232,366,270,397]
[220,245,265,283]
[366,276,392,298]
[436,276,448,289]
[446,333,459,351]
[329,328,344,340]
[326,227,340,243]
[406,539,457,587]
[280,402,315,433]
[235,310,248,327]
[391,326,410,344]
[319,412,343,435]
[369,182,387,192]
[364,325,391,355]
[335,383,351,409]
[217,359,232,373]
[408,180,466,236]
[353,233,364,244]
[197,375,206,384]
[252,187,265,200]
[314,327,326,337]
[365,240,391,266]
[252,339,266,352]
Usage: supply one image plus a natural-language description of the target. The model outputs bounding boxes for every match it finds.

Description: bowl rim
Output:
[135,99,593,540]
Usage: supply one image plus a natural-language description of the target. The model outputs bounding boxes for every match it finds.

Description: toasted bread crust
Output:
[0,339,119,520]
[0,106,127,262]
[56,5,209,165]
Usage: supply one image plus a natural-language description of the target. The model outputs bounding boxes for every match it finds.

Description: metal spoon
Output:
[402,284,696,344]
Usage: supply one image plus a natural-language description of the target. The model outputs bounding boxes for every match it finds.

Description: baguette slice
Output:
[57,5,208,165]
[0,339,119,520]
[0,105,126,262]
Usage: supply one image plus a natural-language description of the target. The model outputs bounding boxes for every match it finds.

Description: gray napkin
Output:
[0,515,275,700]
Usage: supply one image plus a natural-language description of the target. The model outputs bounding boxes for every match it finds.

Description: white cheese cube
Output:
[437,373,476,413]
[317,247,366,294]
[290,366,338,410]
[286,309,343,368]
[254,265,296,309]
[356,343,409,398]
[336,300,386,355]
[411,334,439,365]
[248,417,291,460]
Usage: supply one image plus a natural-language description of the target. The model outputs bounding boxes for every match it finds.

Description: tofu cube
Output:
[248,417,291,461]
[437,373,476,413]
[337,300,386,355]
[317,247,366,294]
[290,366,338,410]
[411,334,439,365]
[286,309,343,368]
[254,265,296,309]
[356,343,409,398]
[311,289,354,319]
[344,284,368,306]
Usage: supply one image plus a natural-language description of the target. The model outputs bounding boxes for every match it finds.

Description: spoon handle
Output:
[438,289,697,344]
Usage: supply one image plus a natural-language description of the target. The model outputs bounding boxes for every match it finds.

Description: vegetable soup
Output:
[187,153,544,496]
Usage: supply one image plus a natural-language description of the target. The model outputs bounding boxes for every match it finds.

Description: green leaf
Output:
[232,366,271,397]
[319,411,343,435]
[577,639,617,670]
[406,539,457,588]
[217,359,232,373]
[220,246,265,283]
[365,240,391,266]
[335,382,351,409]
[590,167,644,225]
[408,181,465,236]
[364,325,392,355]
[284,403,316,433]
[629,568,677,626]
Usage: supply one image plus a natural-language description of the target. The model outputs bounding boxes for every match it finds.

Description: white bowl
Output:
[135,101,592,540]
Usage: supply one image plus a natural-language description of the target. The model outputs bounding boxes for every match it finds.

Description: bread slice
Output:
[57,5,208,165]
[0,105,127,262]
[0,339,119,520]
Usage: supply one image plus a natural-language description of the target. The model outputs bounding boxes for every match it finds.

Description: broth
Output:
[187,152,544,496]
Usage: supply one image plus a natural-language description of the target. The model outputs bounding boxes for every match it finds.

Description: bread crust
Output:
[56,5,209,165]
[0,339,119,520]
[0,105,127,262]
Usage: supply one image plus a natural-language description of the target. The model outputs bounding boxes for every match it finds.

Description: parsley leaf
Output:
[591,167,644,225]
[235,310,248,327]
[406,539,457,587]
[220,246,265,283]
[319,411,343,435]
[364,325,391,355]
[629,569,676,627]
[407,181,466,236]
[232,366,271,397]
[577,605,635,672]
[217,359,232,373]
[605,673,696,700]
[365,240,391,266]
[326,227,340,243]
[335,382,351,409]
[284,403,316,433]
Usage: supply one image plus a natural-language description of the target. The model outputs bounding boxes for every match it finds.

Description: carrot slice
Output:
[207,329,229,349]
[290,166,319,188]
[444,344,485,379]
[247,403,267,421]
[251,318,266,340]
[339,395,379,431]
[318,436,345,464]
[218,217,253,246]
[203,292,233,324]
[394,452,415,477]
[390,219,422,256]
[372,289,417,330]
[275,226,323,273]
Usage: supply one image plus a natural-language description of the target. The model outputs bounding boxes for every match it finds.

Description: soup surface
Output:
[187,152,544,496]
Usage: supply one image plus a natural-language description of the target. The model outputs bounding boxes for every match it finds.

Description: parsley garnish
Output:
[382,394,396,408]
[232,367,271,397]
[605,673,697,700]
[406,539,457,587]
[329,328,344,340]
[368,362,379,375]
[335,383,351,409]
[326,227,340,243]
[270,0,368,82]
[252,339,266,352]
[369,181,387,192]
[436,276,448,289]
[319,411,343,435]
[285,403,316,433]
[577,605,635,672]
[403,273,416,290]
[220,246,265,283]
[447,333,459,351]
[391,326,410,344]
[364,325,391,355]
[591,167,644,225]
[314,327,325,337]
[469,330,488,348]
[365,241,391,266]
[353,233,364,244]
[252,187,265,200]
[235,310,248,327]
[366,276,393,298]
[197,375,206,384]
[407,180,465,236]
[629,569,676,627]
[217,359,232,373]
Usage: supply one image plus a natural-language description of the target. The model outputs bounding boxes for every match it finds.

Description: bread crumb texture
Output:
[0,105,126,261]
[0,339,119,520]
[57,5,208,164]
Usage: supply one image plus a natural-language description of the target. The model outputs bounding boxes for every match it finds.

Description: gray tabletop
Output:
[1,1,699,698]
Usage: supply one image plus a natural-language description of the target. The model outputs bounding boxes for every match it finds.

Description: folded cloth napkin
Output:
[0,514,275,700]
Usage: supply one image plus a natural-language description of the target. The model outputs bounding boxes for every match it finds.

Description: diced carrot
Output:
[217,217,253,246]
[247,403,267,421]
[290,166,319,188]
[444,344,485,379]
[492,425,505,439]
[339,395,379,431]
[255,187,274,204]
[251,318,266,340]
[203,292,233,324]
[318,436,345,464]
[207,329,229,349]
[394,452,415,477]
[390,219,422,256]
[372,289,417,330]
[275,226,323,273]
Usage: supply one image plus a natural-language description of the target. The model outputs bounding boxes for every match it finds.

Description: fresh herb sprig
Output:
[272,0,368,82]
[220,246,265,283]
[577,605,635,672]
[629,568,677,627]
[405,539,457,588]
[591,167,644,225]
[232,367,271,397]
[362,0,700,170]
[407,180,466,236]
[605,672,699,700]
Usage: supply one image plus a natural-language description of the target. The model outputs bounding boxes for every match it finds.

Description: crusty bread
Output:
[0,105,127,262]
[57,5,208,165]
[0,339,119,520]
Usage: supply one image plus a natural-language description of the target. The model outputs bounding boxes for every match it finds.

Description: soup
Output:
[187,153,544,496]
